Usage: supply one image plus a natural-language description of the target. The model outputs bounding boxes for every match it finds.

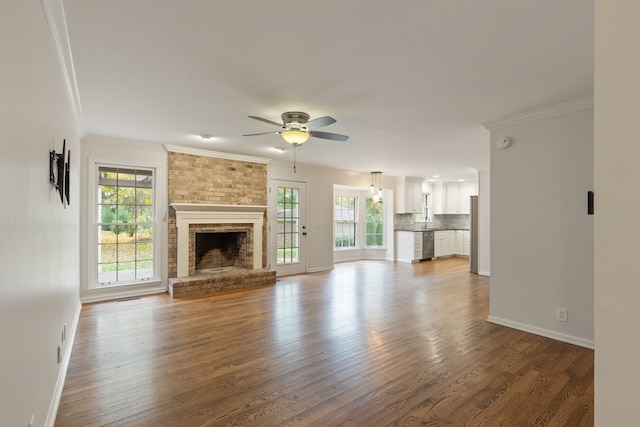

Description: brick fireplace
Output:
[166,148,276,297]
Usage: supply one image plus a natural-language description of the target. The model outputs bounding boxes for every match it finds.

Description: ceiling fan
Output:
[243,111,349,146]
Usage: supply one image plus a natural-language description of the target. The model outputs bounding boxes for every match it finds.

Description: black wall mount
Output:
[49,139,70,206]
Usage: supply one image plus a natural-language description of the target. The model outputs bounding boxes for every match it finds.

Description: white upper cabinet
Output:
[445,186,460,213]
[444,184,477,214]
[431,181,444,215]
[395,177,424,214]
[458,185,477,214]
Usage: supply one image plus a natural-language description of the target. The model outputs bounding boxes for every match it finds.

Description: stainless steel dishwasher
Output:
[422,231,434,260]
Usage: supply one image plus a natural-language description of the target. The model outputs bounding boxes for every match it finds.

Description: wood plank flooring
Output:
[55,258,594,426]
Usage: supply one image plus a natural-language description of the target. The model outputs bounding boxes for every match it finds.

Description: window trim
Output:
[415,193,432,223]
[364,196,384,248]
[87,158,162,291]
[96,165,156,285]
[333,189,387,251]
[333,194,358,250]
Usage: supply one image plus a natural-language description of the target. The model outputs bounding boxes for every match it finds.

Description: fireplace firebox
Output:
[195,232,247,272]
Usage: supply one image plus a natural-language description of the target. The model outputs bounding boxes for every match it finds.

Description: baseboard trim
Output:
[307,266,334,273]
[82,284,167,304]
[478,270,490,277]
[487,315,594,349]
[45,299,82,427]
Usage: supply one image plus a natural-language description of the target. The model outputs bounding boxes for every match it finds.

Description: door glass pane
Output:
[276,186,300,265]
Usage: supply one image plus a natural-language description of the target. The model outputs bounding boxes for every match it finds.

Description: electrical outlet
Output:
[57,345,62,364]
[556,307,568,322]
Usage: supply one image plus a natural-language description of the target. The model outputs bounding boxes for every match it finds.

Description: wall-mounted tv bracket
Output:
[49,139,70,206]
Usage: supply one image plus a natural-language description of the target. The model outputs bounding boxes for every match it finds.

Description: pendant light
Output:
[370,171,378,195]
[370,171,383,202]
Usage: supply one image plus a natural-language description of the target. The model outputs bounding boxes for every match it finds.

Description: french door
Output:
[269,180,307,276]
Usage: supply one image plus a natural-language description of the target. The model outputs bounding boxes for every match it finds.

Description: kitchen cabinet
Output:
[451,230,471,256]
[452,230,464,255]
[434,230,451,257]
[396,178,423,214]
[431,181,444,215]
[446,186,459,214]
[444,184,477,214]
[458,185,477,214]
[395,231,422,263]
[463,231,470,256]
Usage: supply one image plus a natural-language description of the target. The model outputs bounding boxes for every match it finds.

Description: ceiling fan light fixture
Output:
[281,130,310,145]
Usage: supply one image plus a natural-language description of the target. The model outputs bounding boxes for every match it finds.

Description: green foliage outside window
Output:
[276,186,300,264]
[365,198,384,247]
[97,167,154,284]
[334,195,357,249]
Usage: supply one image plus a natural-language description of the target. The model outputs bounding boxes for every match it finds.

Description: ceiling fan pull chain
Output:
[293,144,297,173]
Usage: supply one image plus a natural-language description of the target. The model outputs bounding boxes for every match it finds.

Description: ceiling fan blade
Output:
[242,131,280,137]
[307,116,336,129]
[309,130,349,141]
[248,116,283,128]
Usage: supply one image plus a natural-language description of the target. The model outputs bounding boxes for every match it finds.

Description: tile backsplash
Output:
[430,214,470,229]
[395,213,470,230]
[395,213,416,230]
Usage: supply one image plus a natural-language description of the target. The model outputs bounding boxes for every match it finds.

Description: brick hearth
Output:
[168,269,276,298]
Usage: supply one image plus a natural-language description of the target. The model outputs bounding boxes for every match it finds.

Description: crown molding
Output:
[483,96,593,131]
[41,0,85,136]
[163,145,272,164]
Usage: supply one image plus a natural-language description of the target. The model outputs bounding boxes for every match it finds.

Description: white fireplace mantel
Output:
[171,204,267,277]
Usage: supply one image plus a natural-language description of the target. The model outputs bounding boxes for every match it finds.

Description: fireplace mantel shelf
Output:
[170,203,267,213]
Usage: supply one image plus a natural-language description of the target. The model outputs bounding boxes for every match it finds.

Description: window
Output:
[334,189,388,252]
[96,166,155,285]
[334,195,357,249]
[416,193,431,222]
[365,198,384,247]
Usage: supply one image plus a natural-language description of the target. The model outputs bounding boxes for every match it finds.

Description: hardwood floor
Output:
[55,258,593,426]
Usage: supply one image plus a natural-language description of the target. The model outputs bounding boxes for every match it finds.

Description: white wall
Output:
[594,0,640,423]
[477,167,490,276]
[269,161,395,271]
[80,135,168,302]
[486,103,594,348]
[0,1,81,425]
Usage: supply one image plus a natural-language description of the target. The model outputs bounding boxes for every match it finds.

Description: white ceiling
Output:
[63,0,593,182]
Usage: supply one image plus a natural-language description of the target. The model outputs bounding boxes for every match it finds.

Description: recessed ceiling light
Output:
[458,179,465,182]
[273,147,286,153]
[200,134,213,140]
[433,175,440,178]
